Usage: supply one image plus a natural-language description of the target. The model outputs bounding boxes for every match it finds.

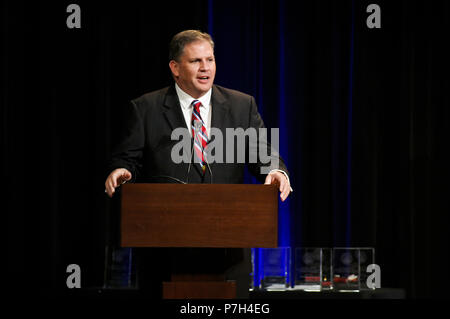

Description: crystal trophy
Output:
[103,246,136,289]
[260,247,290,290]
[250,248,256,291]
[293,247,322,291]
[358,247,376,290]
[332,247,360,291]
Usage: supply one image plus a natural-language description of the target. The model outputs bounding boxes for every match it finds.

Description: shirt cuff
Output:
[268,169,293,192]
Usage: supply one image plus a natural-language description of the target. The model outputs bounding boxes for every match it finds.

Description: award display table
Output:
[249,288,406,299]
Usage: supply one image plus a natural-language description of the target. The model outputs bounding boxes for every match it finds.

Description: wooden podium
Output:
[120,183,278,298]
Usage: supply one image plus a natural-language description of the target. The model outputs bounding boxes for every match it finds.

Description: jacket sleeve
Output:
[246,96,289,183]
[107,100,144,182]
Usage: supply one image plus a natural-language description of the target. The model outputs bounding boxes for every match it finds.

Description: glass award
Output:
[260,247,290,290]
[103,246,136,289]
[250,248,256,291]
[332,247,360,291]
[358,247,376,290]
[293,248,322,291]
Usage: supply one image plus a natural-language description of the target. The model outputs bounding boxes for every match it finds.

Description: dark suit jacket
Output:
[108,84,289,297]
[109,84,288,183]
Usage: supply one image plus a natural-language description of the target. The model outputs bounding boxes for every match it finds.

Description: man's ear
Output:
[169,60,179,78]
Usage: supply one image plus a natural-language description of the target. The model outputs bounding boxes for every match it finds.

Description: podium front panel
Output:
[120,184,278,248]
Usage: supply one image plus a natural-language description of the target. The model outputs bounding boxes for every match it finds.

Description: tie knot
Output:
[192,99,202,112]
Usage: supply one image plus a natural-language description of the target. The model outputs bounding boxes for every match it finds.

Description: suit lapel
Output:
[162,85,198,180]
[210,85,229,136]
[209,85,229,173]
[163,85,189,131]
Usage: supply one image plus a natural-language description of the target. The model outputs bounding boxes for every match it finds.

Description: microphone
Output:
[150,175,186,184]
[186,120,202,183]
[204,152,213,184]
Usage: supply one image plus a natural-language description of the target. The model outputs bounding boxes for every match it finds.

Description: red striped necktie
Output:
[191,99,209,173]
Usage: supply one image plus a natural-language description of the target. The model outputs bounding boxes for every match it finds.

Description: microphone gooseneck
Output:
[204,154,213,184]
[151,175,186,184]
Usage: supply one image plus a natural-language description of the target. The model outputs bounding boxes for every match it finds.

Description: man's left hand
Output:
[264,171,291,202]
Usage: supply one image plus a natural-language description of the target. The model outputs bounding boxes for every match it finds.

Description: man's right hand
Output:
[105,168,132,198]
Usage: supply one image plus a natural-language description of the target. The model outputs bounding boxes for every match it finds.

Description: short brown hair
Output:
[169,30,215,62]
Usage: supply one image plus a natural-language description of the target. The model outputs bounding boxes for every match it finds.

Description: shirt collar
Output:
[175,83,212,110]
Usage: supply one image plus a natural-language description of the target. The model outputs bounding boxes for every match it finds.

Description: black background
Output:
[3,0,449,299]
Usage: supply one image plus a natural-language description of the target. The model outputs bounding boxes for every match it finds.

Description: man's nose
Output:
[199,59,209,71]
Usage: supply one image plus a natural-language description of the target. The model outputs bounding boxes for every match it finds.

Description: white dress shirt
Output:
[175,83,212,137]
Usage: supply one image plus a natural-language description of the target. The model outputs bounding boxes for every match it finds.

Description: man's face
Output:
[169,40,216,98]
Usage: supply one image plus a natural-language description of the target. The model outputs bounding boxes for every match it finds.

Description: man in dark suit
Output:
[105,30,291,298]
